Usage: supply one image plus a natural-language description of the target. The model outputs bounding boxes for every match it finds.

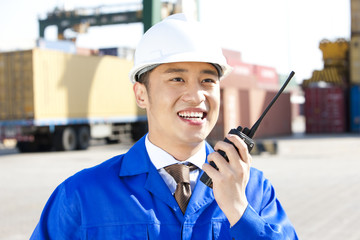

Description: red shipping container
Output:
[76,47,99,56]
[304,86,347,133]
[221,61,257,90]
[253,65,279,88]
[207,88,292,144]
[230,61,256,77]
[222,48,242,62]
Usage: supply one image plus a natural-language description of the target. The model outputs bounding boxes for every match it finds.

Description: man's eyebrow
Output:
[163,68,218,77]
[164,68,188,73]
[201,69,219,77]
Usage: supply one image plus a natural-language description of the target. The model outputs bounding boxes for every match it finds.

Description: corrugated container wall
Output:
[0,50,34,120]
[207,88,292,144]
[206,48,292,143]
[304,87,347,133]
[350,85,360,132]
[352,0,360,34]
[253,65,279,89]
[319,39,349,67]
[350,36,360,84]
[0,48,144,121]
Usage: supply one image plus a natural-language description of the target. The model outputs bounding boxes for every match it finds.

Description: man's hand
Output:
[202,134,252,226]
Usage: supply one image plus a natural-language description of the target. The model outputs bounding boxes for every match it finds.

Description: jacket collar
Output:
[185,143,215,216]
[118,135,216,219]
[119,135,151,177]
[119,135,214,177]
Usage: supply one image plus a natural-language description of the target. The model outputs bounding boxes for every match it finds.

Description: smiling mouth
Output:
[177,111,207,120]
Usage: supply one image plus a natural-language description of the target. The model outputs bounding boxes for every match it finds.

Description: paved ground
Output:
[252,134,360,239]
[1,133,360,239]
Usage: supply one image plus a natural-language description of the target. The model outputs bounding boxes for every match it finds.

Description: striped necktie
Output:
[164,163,197,214]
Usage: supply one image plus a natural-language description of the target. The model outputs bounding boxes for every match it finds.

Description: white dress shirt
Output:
[145,134,206,194]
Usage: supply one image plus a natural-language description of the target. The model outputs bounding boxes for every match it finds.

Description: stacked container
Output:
[304,86,347,133]
[302,39,349,133]
[350,0,360,132]
[350,85,360,131]
[206,49,292,144]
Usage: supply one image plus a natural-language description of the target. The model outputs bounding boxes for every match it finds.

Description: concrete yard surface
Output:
[1,134,360,239]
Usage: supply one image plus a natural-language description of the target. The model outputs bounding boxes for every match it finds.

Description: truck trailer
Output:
[0,48,147,152]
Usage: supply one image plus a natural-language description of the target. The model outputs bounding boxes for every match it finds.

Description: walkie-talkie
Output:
[200,71,295,188]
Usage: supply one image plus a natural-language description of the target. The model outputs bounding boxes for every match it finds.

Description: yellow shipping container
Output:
[0,48,149,151]
[352,0,360,34]
[350,36,360,84]
[0,50,34,119]
[319,39,349,61]
[0,48,144,121]
[302,67,346,88]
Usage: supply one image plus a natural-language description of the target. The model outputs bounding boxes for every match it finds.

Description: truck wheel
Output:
[17,141,38,153]
[77,126,90,150]
[131,121,148,141]
[105,137,120,144]
[54,127,77,151]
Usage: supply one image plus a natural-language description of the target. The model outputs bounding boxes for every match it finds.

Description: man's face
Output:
[134,62,220,152]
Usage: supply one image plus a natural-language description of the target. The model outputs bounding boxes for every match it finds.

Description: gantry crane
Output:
[38,0,194,40]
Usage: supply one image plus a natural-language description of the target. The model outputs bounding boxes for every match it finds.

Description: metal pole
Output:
[142,0,161,33]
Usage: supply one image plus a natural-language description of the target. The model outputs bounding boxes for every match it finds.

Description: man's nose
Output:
[182,84,206,103]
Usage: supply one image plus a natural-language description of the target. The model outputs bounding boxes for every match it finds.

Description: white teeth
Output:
[179,112,203,119]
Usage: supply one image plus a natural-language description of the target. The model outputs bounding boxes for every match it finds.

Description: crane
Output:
[38,0,196,40]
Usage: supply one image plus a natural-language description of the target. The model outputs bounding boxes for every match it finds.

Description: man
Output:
[31,14,298,239]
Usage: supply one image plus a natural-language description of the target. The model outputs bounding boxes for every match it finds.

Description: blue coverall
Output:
[31,136,298,239]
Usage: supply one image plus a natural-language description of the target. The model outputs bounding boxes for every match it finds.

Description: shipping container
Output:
[351,0,360,34]
[221,49,279,90]
[247,89,292,138]
[37,38,76,54]
[76,47,99,56]
[253,65,279,89]
[350,36,360,84]
[304,86,347,133]
[222,48,242,62]
[319,38,349,61]
[99,47,119,56]
[227,60,255,77]
[207,87,292,144]
[0,48,147,152]
[220,60,280,90]
[302,68,347,88]
[220,60,258,90]
[350,85,360,132]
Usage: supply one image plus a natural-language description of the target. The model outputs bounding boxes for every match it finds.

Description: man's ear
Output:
[133,82,148,109]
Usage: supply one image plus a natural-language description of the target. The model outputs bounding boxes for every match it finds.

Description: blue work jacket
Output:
[31,136,298,239]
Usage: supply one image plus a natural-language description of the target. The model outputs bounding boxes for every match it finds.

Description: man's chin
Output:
[181,132,208,145]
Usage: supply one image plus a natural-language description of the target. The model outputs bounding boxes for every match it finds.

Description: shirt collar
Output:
[145,134,206,170]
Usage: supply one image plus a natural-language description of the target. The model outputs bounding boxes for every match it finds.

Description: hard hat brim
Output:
[129,53,232,84]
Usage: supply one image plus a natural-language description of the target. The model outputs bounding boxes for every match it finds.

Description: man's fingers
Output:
[213,141,238,164]
[203,151,228,175]
[213,135,250,168]
[226,134,251,165]
[203,135,252,182]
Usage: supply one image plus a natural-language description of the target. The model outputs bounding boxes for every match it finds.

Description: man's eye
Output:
[202,78,217,83]
[171,78,184,82]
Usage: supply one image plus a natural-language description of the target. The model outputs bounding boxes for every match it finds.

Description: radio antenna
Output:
[247,71,295,138]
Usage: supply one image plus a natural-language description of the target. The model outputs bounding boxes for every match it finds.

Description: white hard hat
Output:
[129,13,232,83]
